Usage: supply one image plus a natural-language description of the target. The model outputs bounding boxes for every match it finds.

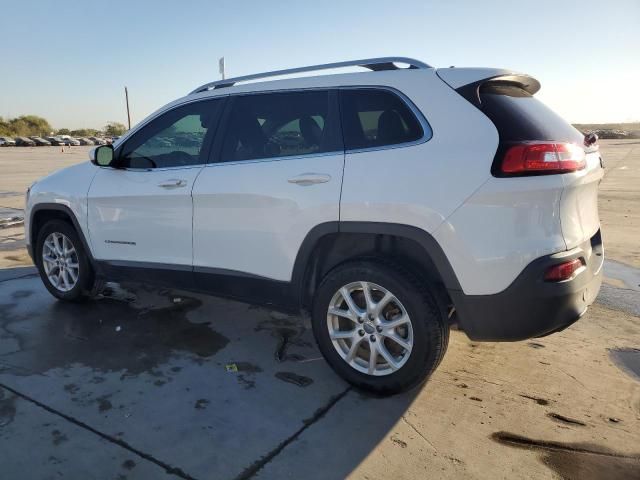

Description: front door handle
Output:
[158,179,187,189]
[287,173,331,186]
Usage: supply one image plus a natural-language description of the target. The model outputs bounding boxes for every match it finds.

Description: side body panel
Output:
[432,175,567,295]
[192,153,344,281]
[86,166,203,265]
[560,150,604,249]
[340,72,498,237]
[26,161,98,251]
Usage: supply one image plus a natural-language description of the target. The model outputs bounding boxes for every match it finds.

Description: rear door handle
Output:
[158,179,187,188]
[287,173,331,186]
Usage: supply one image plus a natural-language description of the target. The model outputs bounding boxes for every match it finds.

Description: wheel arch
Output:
[292,221,462,312]
[30,203,96,266]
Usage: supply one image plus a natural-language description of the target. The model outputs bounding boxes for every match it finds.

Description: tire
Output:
[35,219,94,302]
[311,260,449,395]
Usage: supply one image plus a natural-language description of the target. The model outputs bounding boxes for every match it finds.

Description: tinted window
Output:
[479,84,583,143]
[220,90,340,162]
[119,99,222,169]
[340,89,424,150]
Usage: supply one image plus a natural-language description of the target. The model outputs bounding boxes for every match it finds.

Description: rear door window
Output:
[219,90,341,162]
[340,89,426,150]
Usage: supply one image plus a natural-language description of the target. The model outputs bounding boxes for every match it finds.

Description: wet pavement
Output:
[0,261,639,479]
[0,267,420,479]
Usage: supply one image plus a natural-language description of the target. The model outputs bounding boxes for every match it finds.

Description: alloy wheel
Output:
[42,232,80,292]
[326,281,413,376]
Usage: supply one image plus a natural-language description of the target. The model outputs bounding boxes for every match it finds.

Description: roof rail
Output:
[189,57,431,94]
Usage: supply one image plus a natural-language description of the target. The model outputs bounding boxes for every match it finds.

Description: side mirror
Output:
[91,145,115,167]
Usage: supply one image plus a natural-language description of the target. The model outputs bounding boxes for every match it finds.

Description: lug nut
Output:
[358,317,364,323]
[376,326,383,333]
[368,314,374,321]
[358,330,365,336]
[370,335,376,342]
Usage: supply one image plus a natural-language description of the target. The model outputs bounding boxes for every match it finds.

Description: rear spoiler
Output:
[436,67,540,108]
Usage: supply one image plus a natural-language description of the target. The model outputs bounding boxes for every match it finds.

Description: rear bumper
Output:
[451,229,603,341]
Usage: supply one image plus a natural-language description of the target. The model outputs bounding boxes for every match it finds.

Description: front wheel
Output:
[311,260,449,395]
[35,220,93,301]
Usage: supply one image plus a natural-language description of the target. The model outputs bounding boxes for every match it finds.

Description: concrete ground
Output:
[0,142,638,479]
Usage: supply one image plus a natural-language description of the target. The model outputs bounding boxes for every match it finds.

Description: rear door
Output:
[192,89,344,283]
[88,98,224,267]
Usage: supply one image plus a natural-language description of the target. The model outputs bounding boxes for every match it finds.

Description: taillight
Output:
[500,142,586,175]
[544,258,584,282]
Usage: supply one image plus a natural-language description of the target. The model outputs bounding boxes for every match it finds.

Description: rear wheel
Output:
[35,220,93,301]
[311,260,449,395]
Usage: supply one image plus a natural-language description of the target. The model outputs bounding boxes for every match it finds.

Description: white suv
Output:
[25,57,604,393]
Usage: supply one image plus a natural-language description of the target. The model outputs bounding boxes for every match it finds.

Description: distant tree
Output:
[0,117,11,136]
[57,128,71,135]
[6,115,52,136]
[104,122,127,136]
[70,128,99,137]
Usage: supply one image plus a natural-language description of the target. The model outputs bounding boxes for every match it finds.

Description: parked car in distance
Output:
[59,135,80,146]
[25,57,604,394]
[89,136,107,145]
[78,138,95,146]
[15,136,36,147]
[45,136,65,146]
[0,136,17,146]
[29,136,52,146]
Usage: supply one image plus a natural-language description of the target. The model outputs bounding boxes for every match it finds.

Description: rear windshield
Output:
[479,83,584,144]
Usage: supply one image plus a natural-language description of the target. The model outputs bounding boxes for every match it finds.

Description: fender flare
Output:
[29,203,96,266]
[290,221,463,307]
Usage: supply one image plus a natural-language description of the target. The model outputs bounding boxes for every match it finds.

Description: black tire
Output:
[35,219,94,302]
[311,260,449,395]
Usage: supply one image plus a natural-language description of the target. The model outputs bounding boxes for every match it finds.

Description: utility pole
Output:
[124,86,131,130]
[219,57,226,80]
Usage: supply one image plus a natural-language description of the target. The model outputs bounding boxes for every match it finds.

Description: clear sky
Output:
[2,0,639,129]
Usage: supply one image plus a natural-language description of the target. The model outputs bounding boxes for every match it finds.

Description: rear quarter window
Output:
[340,89,427,150]
[479,83,584,144]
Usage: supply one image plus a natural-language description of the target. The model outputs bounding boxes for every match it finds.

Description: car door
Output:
[192,89,344,286]
[88,98,224,268]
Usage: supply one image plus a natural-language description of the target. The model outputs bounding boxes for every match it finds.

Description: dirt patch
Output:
[195,399,210,410]
[492,431,640,480]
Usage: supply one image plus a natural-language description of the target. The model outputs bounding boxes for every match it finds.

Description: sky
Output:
[1,0,639,129]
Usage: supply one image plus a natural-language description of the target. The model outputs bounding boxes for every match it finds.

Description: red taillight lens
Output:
[544,258,584,282]
[500,142,586,175]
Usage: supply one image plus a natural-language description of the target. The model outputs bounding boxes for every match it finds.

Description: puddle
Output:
[275,371,314,387]
[0,390,17,427]
[519,394,550,406]
[492,431,640,480]
[255,314,311,362]
[604,260,640,292]
[609,348,640,381]
[0,284,229,376]
[547,412,586,426]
